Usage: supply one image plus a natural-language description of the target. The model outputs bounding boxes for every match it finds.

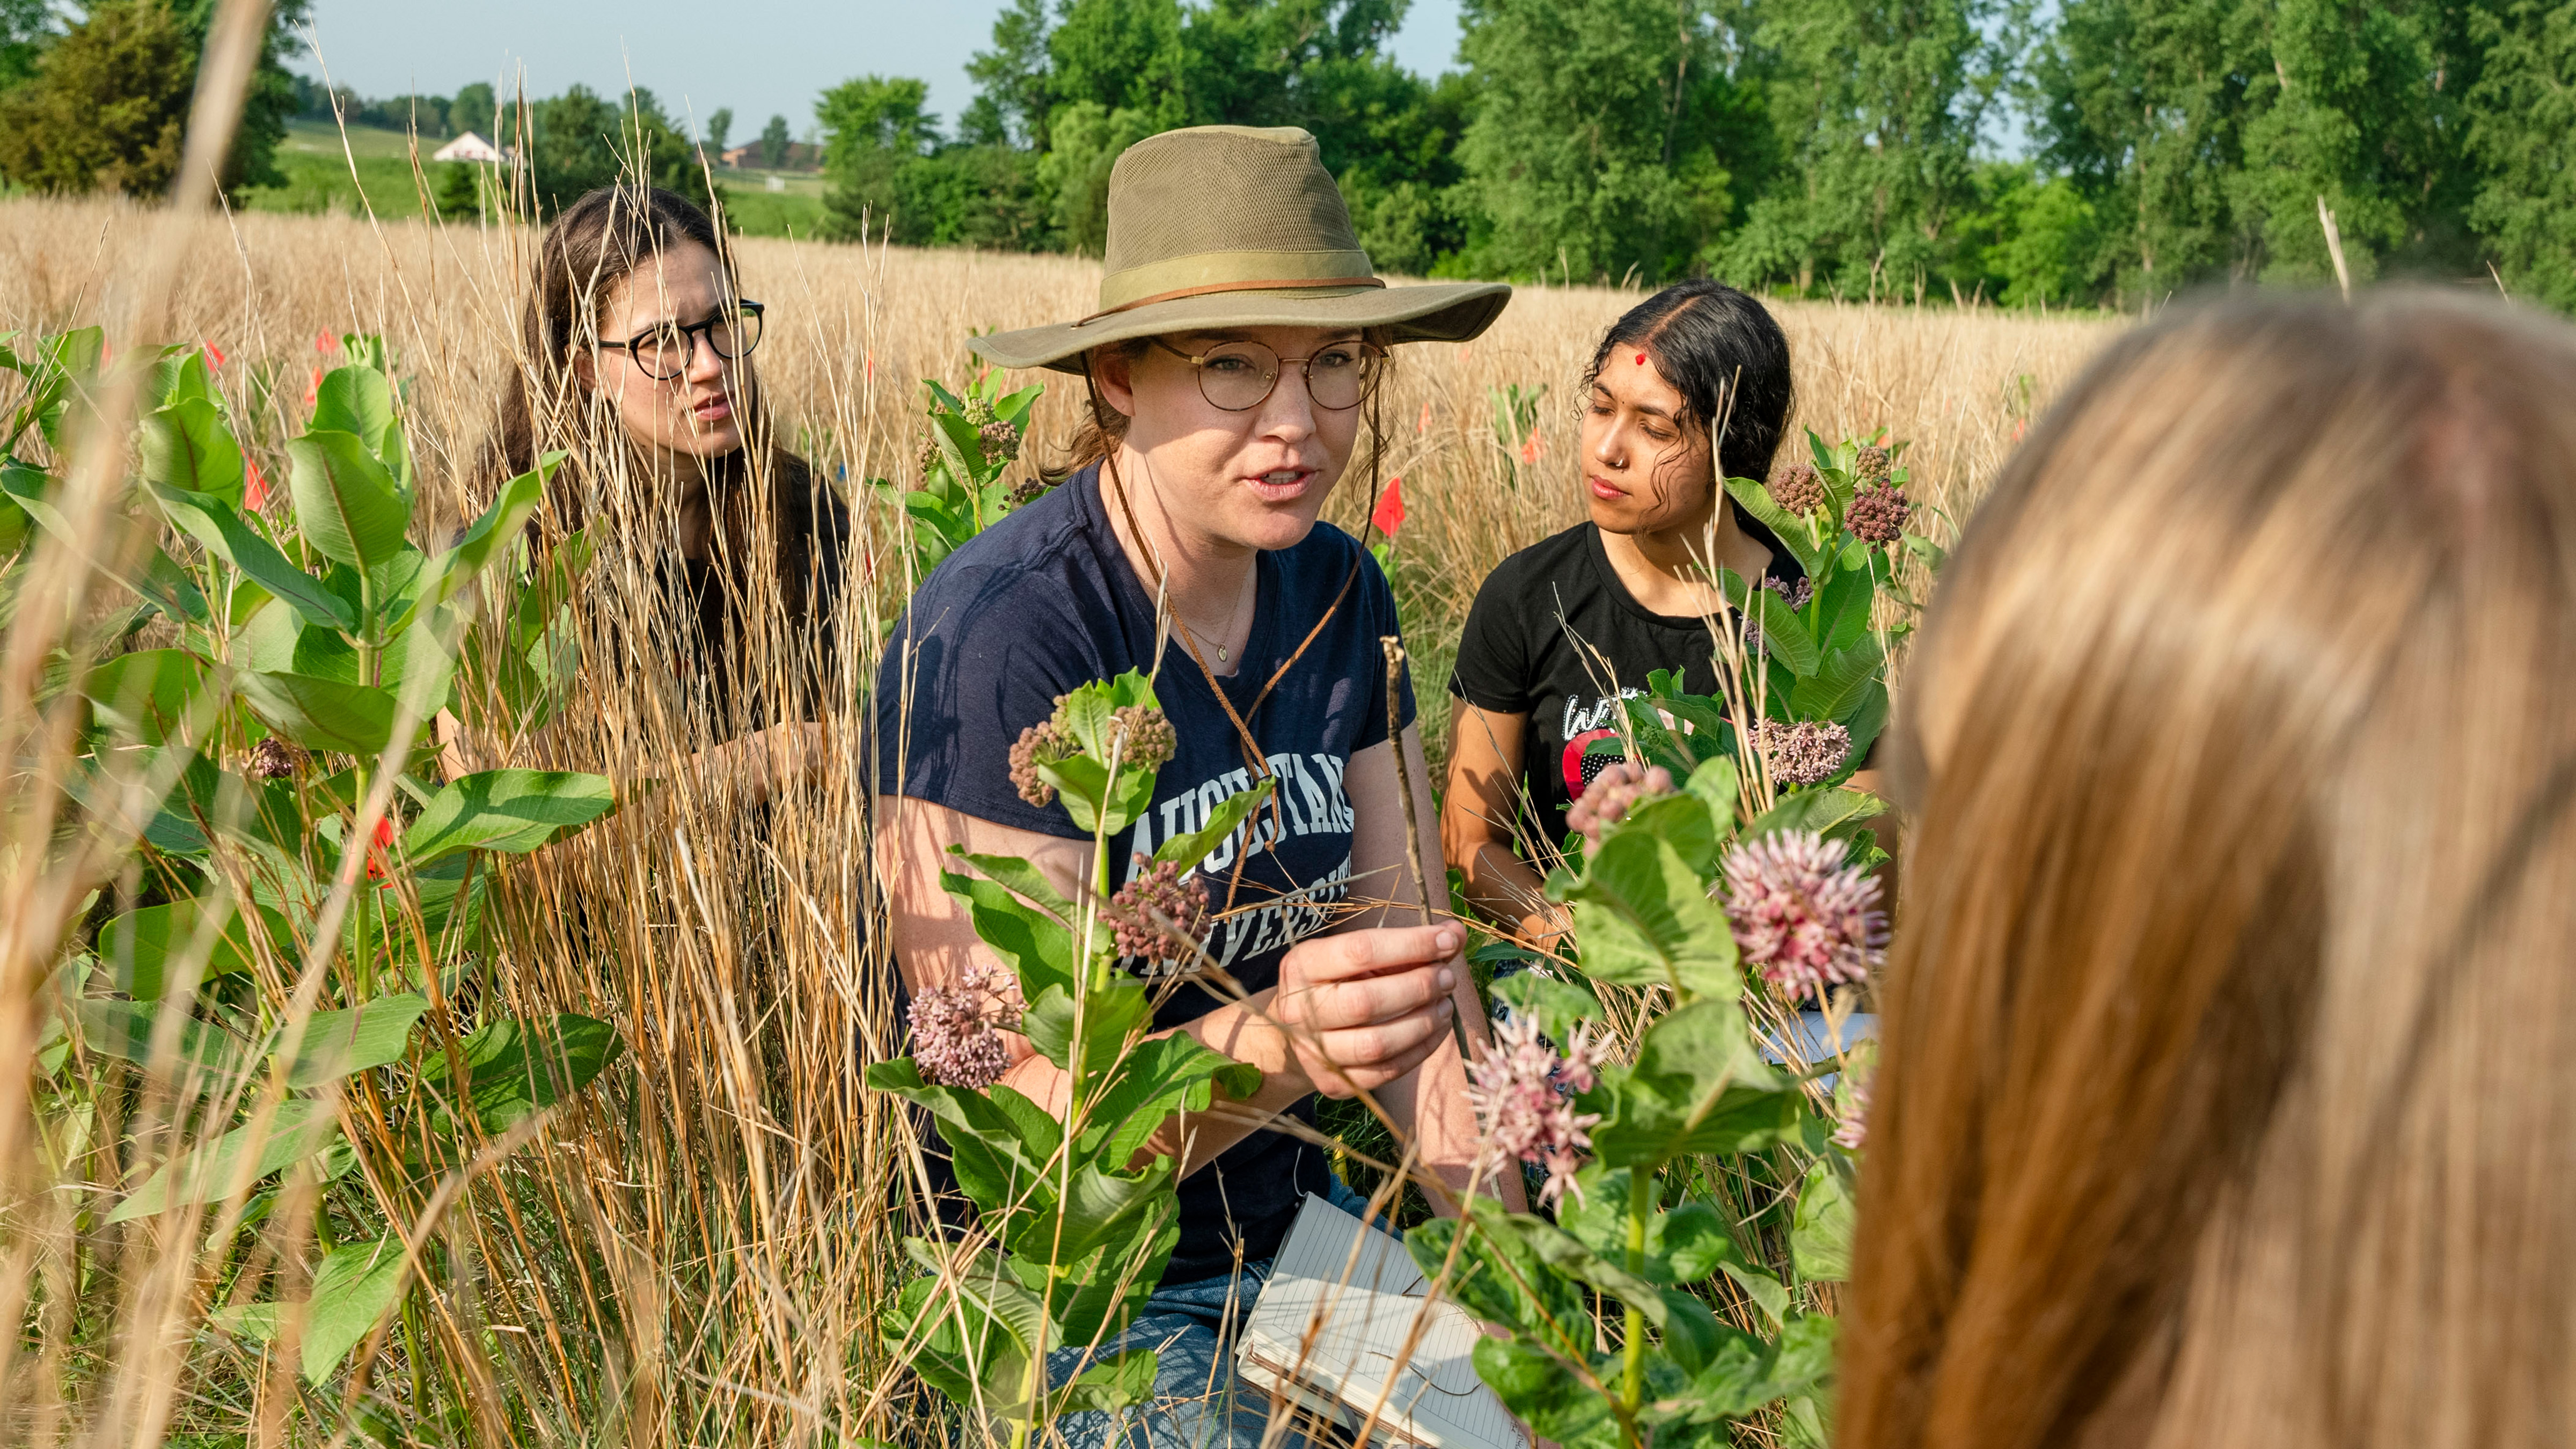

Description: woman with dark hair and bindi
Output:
[1443,279,1809,950]
[447,184,849,800]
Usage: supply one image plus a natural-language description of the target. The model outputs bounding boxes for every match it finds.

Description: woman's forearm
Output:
[1458,839,1572,949]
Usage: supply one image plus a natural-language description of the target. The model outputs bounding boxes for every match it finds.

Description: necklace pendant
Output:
[1217,644,1229,662]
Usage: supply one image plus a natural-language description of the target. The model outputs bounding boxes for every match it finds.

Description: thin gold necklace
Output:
[1175,565,1256,664]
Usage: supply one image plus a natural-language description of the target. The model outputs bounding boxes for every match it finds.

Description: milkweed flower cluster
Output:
[1832,1073,1870,1151]
[1009,699,1178,807]
[1853,443,1893,482]
[1759,575,1813,613]
[1767,463,1825,516]
[1467,1012,1607,1209]
[1109,704,1176,768]
[1008,720,1077,807]
[908,963,1023,1089]
[1753,719,1853,787]
[1721,829,1887,1004]
[1108,853,1210,971]
[1848,482,1912,544]
[1565,760,1674,853]
[246,737,305,780]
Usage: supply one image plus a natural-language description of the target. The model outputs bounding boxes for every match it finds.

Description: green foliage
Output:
[513,83,720,218]
[873,370,1045,584]
[8,326,625,1394]
[1395,427,1928,1445]
[2467,0,2576,307]
[0,0,308,197]
[870,667,1264,1435]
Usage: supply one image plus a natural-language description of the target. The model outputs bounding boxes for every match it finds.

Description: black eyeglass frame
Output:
[599,300,766,381]
[1147,335,1387,413]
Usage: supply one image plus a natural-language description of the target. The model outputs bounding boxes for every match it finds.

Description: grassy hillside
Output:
[238,119,829,237]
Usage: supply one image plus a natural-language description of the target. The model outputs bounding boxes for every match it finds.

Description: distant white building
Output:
[432,131,509,164]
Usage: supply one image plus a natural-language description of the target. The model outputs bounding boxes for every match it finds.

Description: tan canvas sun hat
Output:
[970,125,1511,374]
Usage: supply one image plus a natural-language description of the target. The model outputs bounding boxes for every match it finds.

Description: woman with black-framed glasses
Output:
[459,186,847,804]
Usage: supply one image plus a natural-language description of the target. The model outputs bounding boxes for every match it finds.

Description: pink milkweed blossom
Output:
[908,963,1022,1089]
[1848,482,1913,544]
[1565,760,1674,854]
[1466,1012,1606,1209]
[1753,719,1853,787]
[1721,829,1887,1004]
[1832,1074,1870,1151]
[1108,853,1209,972]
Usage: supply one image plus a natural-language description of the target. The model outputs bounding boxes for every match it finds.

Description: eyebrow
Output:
[1593,381,1679,422]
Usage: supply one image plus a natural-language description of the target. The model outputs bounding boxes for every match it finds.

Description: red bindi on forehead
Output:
[1635,353,1647,365]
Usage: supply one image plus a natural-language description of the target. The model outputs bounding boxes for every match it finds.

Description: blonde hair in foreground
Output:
[1843,292,2576,1449]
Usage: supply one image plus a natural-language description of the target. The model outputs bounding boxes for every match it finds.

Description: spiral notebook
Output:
[1236,1194,1526,1449]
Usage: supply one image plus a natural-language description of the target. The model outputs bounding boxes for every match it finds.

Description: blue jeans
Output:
[1048,1176,1389,1449]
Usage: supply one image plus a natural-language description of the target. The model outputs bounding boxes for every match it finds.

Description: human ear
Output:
[1092,346,1139,419]
[570,347,598,391]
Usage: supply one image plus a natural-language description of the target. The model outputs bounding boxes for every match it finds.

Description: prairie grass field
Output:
[0,194,2118,1446]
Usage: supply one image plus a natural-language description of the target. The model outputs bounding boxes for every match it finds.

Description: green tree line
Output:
[818,0,2576,310]
[0,0,2569,310]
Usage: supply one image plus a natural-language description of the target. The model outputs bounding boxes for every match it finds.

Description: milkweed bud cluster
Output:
[1848,482,1912,544]
[1007,699,1177,807]
[1008,720,1077,807]
[1108,853,1210,970]
[1854,443,1893,482]
[1767,463,1825,516]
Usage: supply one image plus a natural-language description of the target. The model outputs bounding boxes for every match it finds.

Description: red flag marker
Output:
[202,341,226,368]
[1371,475,1406,538]
[244,457,270,510]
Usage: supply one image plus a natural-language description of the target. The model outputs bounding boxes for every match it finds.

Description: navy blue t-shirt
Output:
[876,462,1416,1284]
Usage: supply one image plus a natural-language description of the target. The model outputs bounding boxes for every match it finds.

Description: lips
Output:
[692,395,734,423]
[1589,475,1626,501]
[1244,469,1315,503]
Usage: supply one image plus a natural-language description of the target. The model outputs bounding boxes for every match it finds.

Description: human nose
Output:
[684,328,726,385]
[1250,364,1318,439]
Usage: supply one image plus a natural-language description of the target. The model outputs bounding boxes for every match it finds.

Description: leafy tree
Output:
[513,84,719,218]
[1049,0,1191,128]
[0,0,196,195]
[452,80,497,137]
[963,0,1056,148]
[1949,162,2105,305]
[0,0,54,89]
[705,105,733,154]
[759,112,791,167]
[0,0,308,197]
[1718,0,1996,298]
[817,75,939,240]
[1451,0,1750,283]
[2465,0,2576,306]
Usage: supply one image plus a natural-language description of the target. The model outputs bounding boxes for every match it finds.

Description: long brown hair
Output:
[489,184,833,622]
[1843,293,2576,1449]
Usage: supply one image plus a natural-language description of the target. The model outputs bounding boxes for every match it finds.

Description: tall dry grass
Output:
[0,191,2117,1447]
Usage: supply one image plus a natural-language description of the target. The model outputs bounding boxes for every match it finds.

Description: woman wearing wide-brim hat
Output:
[875,125,1517,1445]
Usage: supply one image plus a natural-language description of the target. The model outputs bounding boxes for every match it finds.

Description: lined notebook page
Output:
[1236,1194,1526,1449]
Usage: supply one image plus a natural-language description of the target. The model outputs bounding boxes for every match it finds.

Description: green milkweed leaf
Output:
[107,1099,340,1223]
[418,1013,623,1132]
[141,398,245,506]
[145,481,351,633]
[286,430,411,571]
[97,897,291,999]
[82,648,215,745]
[233,669,399,756]
[1150,777,1274,873]
[299,1233,412,1382]
[401,769,616,866]
[281,993,428,1088]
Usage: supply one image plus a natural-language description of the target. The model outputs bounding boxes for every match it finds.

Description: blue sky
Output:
[292,0,1470,140]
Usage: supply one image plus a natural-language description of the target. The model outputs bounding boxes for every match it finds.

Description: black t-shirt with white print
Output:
[877,462,1415,1285]
[1447,519,1801,860]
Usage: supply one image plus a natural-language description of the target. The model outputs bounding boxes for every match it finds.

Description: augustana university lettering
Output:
[1118,751,1359,978]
